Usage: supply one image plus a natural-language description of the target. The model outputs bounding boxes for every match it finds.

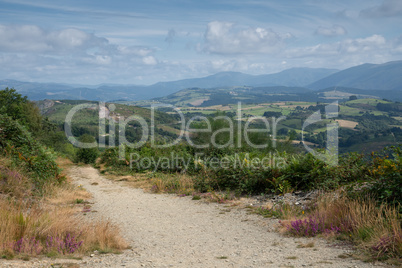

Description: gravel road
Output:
[1,166,386,268]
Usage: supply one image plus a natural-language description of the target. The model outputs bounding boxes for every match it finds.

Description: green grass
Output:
[43,103,98,124]
[181,109,217,115]
[339,105,362,116]
[343,99,390,116]
[346,98,390,106]
[281,119,303,129]
[370,111,386,116]
[246,106,292,116]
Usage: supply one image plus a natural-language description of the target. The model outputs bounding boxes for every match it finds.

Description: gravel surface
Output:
[1,166,386,268]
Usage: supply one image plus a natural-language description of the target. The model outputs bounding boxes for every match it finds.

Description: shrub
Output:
[364,146,402,209]
[0,115,61,191]
[75,134,99,164]
[98,139,399,206]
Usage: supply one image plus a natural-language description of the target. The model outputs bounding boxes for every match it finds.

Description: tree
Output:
[288,130,297,141]
[263,111,282,118]
[349,95,358,101]
[0,88,27,118]
[278,128,289,136]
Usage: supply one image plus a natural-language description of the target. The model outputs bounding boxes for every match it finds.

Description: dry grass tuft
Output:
[281,190,402,261]
[103,172,153,190]
[0,158,129,259]
[150,173,194,195]
[0,166,32,199]
[79,221,129,253]
[42,182,91,206]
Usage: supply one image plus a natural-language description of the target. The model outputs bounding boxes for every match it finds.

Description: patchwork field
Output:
[335,119,358,129]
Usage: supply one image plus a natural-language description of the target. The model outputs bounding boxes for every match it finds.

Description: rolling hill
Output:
[143,85,402,108]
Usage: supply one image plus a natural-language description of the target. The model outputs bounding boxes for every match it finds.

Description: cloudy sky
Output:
[0,0,402,85]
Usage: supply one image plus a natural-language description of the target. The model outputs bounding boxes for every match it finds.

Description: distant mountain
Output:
[308,61,402,91]
[151,67,338,89]
[0,79,145,101]
[251,67,339,87]
[4,61,402,101]
[0,67,337,101]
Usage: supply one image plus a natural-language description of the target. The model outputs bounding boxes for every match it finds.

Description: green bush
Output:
[0,114,61,191]
[75,134,99,164]
[98,135,400,208]
[364,146,402,208]
[193,153,282,194]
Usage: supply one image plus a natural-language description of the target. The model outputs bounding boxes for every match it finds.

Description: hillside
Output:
[149,67,338,89]
[252,67,338,87]
[37,99,181,141]
[0,88,128,261]
[145,86,402,108]
[308,61,402,91]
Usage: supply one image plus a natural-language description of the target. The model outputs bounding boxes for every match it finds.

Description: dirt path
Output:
[1,166,385,268]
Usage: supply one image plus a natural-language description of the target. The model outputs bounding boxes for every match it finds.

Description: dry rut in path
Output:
[1,166,385,268]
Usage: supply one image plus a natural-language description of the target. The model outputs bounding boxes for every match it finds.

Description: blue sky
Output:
[0,0,401,85]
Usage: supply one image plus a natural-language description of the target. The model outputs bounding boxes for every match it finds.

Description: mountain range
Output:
[308,60,402,91]
[0,60,401,101]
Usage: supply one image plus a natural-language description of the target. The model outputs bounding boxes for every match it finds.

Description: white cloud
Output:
[360,0,402,18]
[289,34,388,57]
[210,59,237,71]
[0,24,107,54]
[341,35,386,53]
[0,24,164,84]
[142,56,157,65]
[83,55,112,65]
[315,25,347,37]
[202,21,292,55]
[117,46,154,57]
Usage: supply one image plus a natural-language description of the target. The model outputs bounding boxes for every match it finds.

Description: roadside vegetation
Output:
[2,87,400,263]
[98,116,401,263]
[0,88,128,260]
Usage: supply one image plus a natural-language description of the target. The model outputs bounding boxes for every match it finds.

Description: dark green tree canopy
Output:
[0,87,42,133]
